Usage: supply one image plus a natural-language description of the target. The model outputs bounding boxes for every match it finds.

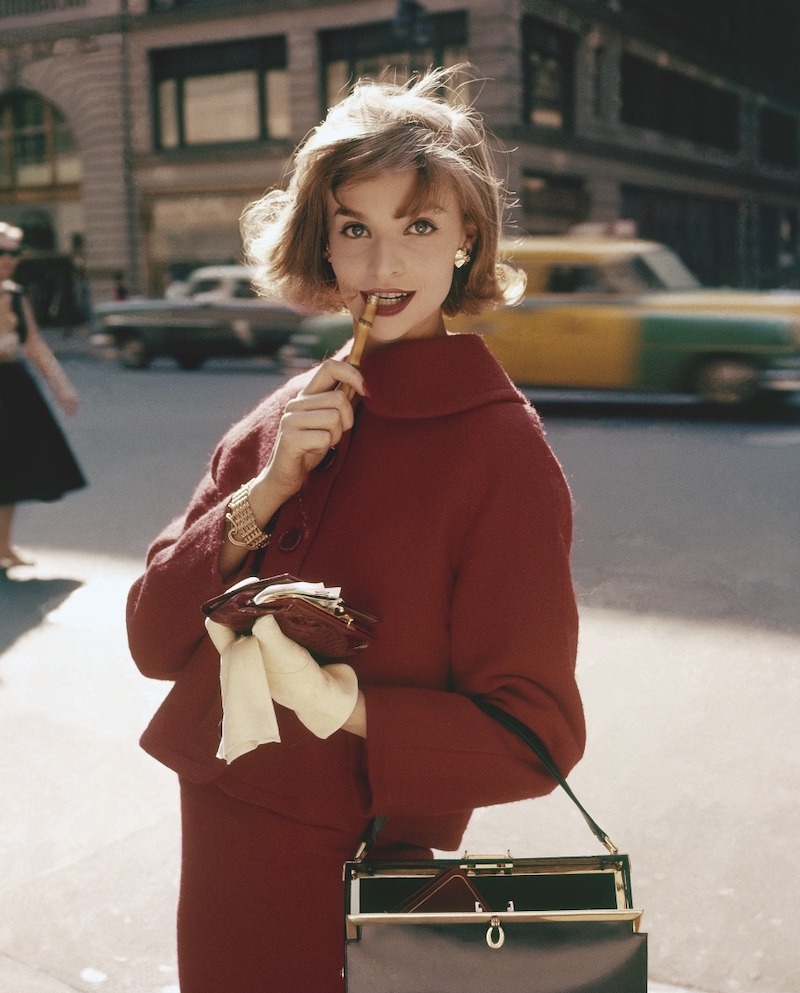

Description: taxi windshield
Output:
[631,247,702,290]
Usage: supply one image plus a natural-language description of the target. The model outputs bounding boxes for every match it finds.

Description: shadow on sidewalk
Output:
[0,573,83,656]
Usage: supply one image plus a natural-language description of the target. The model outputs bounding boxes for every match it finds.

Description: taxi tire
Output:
[693,357,760,406]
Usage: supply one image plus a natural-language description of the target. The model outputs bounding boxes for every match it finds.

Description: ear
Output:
[462,222,478,253]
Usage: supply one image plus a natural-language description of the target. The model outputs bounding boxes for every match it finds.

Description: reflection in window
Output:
[152,37,290,149]
[0,90,80,190]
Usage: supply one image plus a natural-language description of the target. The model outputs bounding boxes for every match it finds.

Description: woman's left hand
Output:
[251,614,364,738]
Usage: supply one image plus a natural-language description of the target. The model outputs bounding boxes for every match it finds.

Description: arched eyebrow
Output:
[332,200,446,220]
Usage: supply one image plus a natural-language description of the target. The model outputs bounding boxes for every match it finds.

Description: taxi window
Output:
[546,265,610,293]
[633,248,701,290]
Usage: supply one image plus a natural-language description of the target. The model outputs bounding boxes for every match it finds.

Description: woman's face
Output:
[0,234,21,281]
[325,170,473,351]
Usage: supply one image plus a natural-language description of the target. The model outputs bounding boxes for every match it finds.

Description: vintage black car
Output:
[90,265,304,369]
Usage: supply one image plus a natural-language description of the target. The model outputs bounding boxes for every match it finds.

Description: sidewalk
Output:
[3,548,794,992]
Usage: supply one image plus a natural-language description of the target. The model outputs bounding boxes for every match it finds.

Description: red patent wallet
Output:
[201,574,376,660]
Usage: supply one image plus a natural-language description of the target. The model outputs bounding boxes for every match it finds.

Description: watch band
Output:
[225,480,271,550]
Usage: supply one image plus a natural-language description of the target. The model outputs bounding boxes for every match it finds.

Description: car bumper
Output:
[760,361,800,391]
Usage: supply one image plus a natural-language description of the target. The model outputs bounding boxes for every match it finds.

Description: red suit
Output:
[127,333,585,992]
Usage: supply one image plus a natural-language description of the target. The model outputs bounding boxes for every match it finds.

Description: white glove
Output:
[252,614,359,738]
[205,617,281,763]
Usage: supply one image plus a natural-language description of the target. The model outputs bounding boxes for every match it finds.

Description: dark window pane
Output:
[522,16,576,131]
[759,107,798,167]
[620,53,739,152]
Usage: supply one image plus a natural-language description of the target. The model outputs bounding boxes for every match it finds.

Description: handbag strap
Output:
[474,701,619,856]
[354,701,618,861]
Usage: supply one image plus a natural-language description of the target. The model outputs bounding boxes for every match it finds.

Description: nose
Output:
[371,237,403,282]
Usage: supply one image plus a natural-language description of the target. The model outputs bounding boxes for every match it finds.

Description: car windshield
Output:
[630,247,702,290]
[189,278,223,296]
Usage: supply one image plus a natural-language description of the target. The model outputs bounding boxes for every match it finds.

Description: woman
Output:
[0,221,84,571]
[127,68,585,992]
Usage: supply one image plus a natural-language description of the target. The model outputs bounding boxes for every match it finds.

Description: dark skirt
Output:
[178,779,365,993]
[0,361,86,504]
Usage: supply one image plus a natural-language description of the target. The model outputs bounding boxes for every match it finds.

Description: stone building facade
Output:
[1,0,799,312]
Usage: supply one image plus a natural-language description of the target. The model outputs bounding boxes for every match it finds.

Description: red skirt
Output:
[178,778,367,993]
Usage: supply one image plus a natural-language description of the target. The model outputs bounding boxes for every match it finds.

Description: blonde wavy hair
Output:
[241,66,524,316]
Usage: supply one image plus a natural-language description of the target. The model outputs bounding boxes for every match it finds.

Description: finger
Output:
[274,413,349,475]
[283,395,356,439]
[282,401,353,437]
[302,358,366,398]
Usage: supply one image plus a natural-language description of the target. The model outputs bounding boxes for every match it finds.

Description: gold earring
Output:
[454,247,471,269]
[323,245,331,262]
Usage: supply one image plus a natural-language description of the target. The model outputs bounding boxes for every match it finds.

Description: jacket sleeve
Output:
[126,381,299,680]
[363,410,585,817]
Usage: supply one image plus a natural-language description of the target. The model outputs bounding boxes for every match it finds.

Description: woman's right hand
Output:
[249,356,366,513]
[219,356,365,578]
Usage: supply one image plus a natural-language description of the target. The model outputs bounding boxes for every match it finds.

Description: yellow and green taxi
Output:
[452,237,800,406]
[279,236,800,407]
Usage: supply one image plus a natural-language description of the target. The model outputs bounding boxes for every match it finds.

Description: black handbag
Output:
[344,702,647,992]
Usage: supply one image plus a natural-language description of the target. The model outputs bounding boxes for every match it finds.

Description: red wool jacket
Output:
[127,334,585,851]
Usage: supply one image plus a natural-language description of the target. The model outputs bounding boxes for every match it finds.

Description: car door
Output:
[463,299,641,389]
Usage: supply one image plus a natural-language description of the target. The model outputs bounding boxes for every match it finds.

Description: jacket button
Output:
[277,527,302,551]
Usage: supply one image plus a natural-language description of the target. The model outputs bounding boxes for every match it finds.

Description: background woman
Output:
[0,221,84,572]
[127,68,585,992]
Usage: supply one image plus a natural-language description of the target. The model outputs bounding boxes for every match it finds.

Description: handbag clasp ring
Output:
[486,917,505,949]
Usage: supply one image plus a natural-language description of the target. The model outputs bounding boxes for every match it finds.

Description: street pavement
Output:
[0,331,795,992]
[3,544,796,993]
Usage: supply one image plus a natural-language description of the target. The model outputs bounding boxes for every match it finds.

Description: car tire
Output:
[692,357,760,406]
[176,354,206,371]
[118,334,152,370]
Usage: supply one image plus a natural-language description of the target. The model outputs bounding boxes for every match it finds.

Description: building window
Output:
[151,37,290,150]
[0,0,86,13]
[620,53,739,152]
[522,173,589,234]
[759,107,798,168]
[522,16,576,130]
[621,184,739,287]
[0,89,80,190]
[320,11,468,108]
